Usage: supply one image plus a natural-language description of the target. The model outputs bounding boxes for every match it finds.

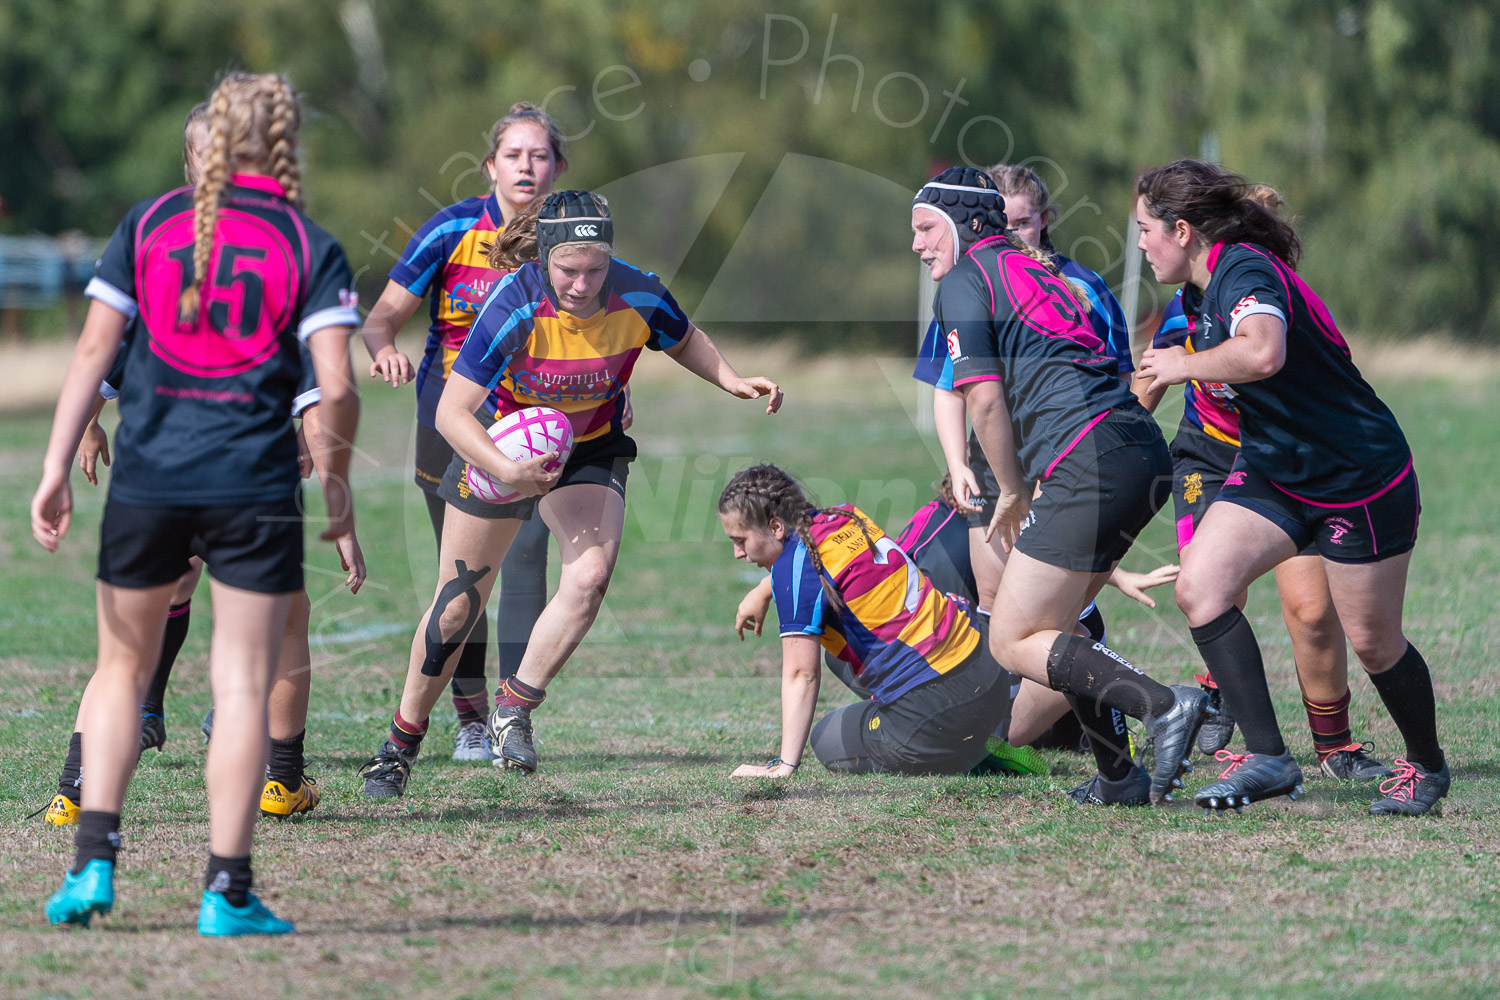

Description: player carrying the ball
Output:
[359,190,783,797]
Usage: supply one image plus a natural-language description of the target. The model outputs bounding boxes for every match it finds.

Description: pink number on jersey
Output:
[137,209,299,378]
[996,252,1106,354]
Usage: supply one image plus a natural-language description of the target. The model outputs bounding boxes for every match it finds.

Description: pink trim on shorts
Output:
[952,374,1001,387]
[1043,410,1110,480]
[1269,455,1412,508]
[1176,514,1195,553]
[1364,504,1378,557]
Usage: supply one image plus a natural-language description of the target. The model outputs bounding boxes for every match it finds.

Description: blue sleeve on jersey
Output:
[1151,291,1188,349]
[772,540,827,637]
[86,210,141,320]
[451,267,536,391]
[296,232,360,343]
[912,318,955,390]
[388,203,480,297]
[1060,258,1132,373]
[614,260,690,351]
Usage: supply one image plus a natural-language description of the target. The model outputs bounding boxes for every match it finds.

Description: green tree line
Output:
[3,0,1498,340]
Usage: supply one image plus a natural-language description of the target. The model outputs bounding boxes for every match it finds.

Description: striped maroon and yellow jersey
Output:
[387,194,506,426]
[451,258,690,444]
[773,505,979,706]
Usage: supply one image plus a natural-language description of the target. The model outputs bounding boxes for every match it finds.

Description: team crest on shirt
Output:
[1230,295,1259,324]
[339,288,359,310]
[945,329,963,362]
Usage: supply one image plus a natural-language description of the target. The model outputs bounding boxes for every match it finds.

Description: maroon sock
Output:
[495,676,545,710]
[451,687,488,726]
[389,710,428,752]
[1304,689,1353,754]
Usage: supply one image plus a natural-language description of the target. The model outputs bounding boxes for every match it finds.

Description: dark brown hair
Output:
[718,464,879,616]
[1136,159,1301,268]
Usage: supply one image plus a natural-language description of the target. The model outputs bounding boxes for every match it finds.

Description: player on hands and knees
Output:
[30,73,360,934]
[358,190,783,797]
[720,466,1013,777]
[911,167,1210,807]
[1135,159,1445,815]
[358,104,566,762]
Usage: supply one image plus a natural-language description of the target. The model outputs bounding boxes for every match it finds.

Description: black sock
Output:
[1366,643,1444,773]
[267,730,306,785]
[497,518,549,680]
[1077,602,1107,644]
[1067,694,1134,780]
[1189,608,1286,756]
[58,732,83,803]
[449,611,490,725]
[72,811,121,875]
[1045,633,1175,720]
[205,854,253,908]
[142,600,191,717]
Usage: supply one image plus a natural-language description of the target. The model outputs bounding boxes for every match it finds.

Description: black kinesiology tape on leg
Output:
[421,560,492,677]
[1046,632,1175,720]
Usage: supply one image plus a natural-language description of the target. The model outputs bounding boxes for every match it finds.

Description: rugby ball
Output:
[464,407,574,504]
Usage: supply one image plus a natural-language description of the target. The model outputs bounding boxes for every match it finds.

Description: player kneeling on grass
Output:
[358,190,783,798]
[718,465,1012,777]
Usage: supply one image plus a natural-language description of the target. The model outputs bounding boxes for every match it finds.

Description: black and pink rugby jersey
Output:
[86,174,358,506]
[936,235,1139,483]
[1181,242,1411,504]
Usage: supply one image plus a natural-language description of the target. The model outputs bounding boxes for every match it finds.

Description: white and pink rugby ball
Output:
[464,407,574,504]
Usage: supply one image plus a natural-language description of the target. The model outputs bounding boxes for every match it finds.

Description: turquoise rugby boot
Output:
[45,859,115,926]
[198,891,296,936]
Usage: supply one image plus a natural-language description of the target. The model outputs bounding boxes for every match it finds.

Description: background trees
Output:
[4,0,1497,340]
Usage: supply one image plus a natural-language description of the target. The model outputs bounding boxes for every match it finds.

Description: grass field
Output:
[1,342,1497,999]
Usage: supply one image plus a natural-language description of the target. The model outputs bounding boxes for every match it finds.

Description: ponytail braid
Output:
[266,75,302,210]
[1002,234,1091,316]
[179,82,234,325]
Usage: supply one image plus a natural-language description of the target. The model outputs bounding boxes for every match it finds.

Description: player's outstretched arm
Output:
[664,325,783,414]
[731,635,820,778]
[1107,563,1180,609]
[358,280,421,386]
[32,301,129,551]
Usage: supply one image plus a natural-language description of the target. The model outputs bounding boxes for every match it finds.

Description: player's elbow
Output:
[1249,340,1285,379]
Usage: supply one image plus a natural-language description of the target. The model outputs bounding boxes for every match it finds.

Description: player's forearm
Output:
[961,382,1027,497]
[1184,319,1286,383]
[1130,372,1167,414]
[666,325,740,392]
[779,661,820,766]
[44,304,127,477]
[933,388,970,472]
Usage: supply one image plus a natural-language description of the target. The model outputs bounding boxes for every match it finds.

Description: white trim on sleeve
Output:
[291,386,322,417]
[84,277,138,320]
[1227,303,1286,339]
[296,306,361,343]
[98,379,120,401]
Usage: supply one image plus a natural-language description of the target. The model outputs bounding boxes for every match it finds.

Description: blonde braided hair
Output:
[177,72,303,325]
